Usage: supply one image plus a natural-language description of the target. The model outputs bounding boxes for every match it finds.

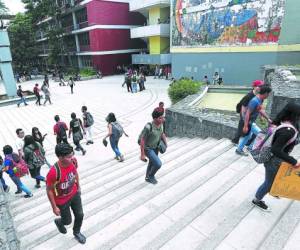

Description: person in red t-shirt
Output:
[33,83,41,106]
[46,143,86,244]
[154,102,165,115]
[53,115,69,144]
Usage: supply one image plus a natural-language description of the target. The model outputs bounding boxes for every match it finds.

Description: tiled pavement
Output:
[1,76,300,250]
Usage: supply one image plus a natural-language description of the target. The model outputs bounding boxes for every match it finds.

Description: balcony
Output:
[130,0,169,12]
[132,53,171,65]
[131,24,169,39]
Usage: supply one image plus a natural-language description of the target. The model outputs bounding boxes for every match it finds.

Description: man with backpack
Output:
[33,83,41,106]
[236,86,272,156]
[53,115,69,144]
[46,143,86,244]
[16,85,28,107]
[232,80,265,145]
[139,110,167,184]
[81,106,94,145]
[69,112,86,155]
[2,145,32,198]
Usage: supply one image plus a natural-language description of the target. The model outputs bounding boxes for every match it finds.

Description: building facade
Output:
[129,0,171,66]
[36,0,146,75]
[171,0,300,85]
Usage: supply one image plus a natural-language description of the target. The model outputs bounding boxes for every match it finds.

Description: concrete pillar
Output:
[0,31,17,97]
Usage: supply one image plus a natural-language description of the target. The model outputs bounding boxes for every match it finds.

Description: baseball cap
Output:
[252,80,264,87]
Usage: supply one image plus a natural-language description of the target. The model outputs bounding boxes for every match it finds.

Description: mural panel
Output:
[172,0,286,47]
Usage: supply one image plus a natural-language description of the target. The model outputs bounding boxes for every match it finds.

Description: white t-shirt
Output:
[16,137,24,152]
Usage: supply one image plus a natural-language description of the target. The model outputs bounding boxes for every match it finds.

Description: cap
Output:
[252,80,264,87]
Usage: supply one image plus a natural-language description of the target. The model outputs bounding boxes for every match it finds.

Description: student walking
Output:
[2,145,32,198]
[252,103,300,211]
[0,155,10,193]
[81,106,94,145]
[68,77,75,94]
[69,113,86,155]
[53,115,69,144]
[15,128,25,159]
[103,113,128,162]
[33,83,41,105]
[41,82,52,105]
[32,127,51,168]
[23,135,46,188]
[46,143,86,244]
[131,72,138,93]
[125,74,132,93]
[236,86,272,156]
[17,85,28,107]
[232,80,265,144]
[140,110,167,184]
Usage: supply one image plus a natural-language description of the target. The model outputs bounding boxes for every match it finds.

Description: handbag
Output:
[158,139,167,154]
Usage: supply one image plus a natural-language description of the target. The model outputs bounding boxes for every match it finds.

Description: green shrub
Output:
[80,68,96,77]
[168,78,202,104]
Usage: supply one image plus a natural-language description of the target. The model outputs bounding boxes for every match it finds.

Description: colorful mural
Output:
[172,0,286,47]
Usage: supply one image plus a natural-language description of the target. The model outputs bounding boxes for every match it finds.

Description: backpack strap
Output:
[54,162,61,182]
[274,123,298,146]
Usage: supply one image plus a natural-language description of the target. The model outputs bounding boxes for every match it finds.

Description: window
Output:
[81,56,92,67]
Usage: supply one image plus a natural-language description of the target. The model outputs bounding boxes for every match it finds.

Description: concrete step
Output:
[16,137,216,249]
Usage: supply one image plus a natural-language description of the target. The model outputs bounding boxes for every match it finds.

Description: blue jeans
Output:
[255,158,280,200]
[237,123,261,151]
[132,83,137,93]
[145,148,162,178]
[17,97,28,106]
[0,172,9,191]
[110,137,121,157]
[10,174,32,195]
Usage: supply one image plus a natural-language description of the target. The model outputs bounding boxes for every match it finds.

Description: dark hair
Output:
[54,115,60,122]
[106,112,116,123]
[259,86,272,95]
[18,85,21,88]
[24,135,38,149]
[69,77,73,80]
[3,145,13,155]
[35,83,38,86]
[152,110,163,119]
[55,143,74,157]
[16,128,23,135]
[159,102,164,106]
[32,127,42,140]
[273,103,300,129]
[71,112,76,119]
[81,106,87,112]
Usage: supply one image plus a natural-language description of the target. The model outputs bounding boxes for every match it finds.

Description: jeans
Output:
[110,137,121,157]
[29,167,45,185]
[145,148,162,178]
[237,123,261,151]
[56,192,84,234]
[132,82,138,93]
[17,97,28,106]
[0,172,8,191]
[35,95,41,105]
[44,95,52,105]
[10,174,32,195]
[126,83,132,93]
[255,158,281,200]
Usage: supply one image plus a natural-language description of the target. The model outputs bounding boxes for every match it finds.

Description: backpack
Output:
[250,123,298,164]
[57,123,67,139]
[31,147,45,167]
[236,101,242,113]
[111,122,124,139]
[86,112,94,127]
[7,153,29,177]
[17,89,22,97]
[132,75,137,82]
[138,122,152,145]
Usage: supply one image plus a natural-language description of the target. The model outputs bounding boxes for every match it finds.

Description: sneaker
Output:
[235,149,248,156]
[252,199,271,212]
[145,177,158,185]
[75,147,81,151]
[114,156,120,161]
[15,190,22,194]
[54,218,67,234]
[24,193,33,198]
[119,155,125,162]
[35,184,41,189]
[73,232,86,244]
[17,103,20,107]
[89,141,94,144]
[82,150,86,156]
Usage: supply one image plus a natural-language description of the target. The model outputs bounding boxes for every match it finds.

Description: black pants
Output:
[29,167,44,185]
[232,116,256,145]
[126,83,132,93]
[36,95,41,105]
[70,85,74,94]
[56,192,84,234]
[56,136,68,144]
[74,139,84,152]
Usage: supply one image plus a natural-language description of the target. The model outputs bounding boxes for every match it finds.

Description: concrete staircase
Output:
[9,137,300,250]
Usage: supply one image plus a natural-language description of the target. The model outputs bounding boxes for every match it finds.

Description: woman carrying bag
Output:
[23,135,46,188]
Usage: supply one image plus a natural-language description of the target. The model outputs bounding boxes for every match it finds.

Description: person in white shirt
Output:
[16,128,25,158]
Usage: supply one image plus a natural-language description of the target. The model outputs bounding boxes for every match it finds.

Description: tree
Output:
[7,13,38,72]
[0,1,7,12]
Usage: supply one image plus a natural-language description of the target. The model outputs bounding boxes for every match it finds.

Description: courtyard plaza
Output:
[1,76,300,249]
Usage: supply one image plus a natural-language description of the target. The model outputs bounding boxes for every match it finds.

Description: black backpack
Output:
[57,123,67,139]
[236,101,242,113]
[17,89,22,97]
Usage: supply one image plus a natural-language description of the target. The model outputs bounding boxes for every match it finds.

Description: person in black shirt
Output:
[69,113,86,155]
[232,80,265,144]
[252,103,300,211]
